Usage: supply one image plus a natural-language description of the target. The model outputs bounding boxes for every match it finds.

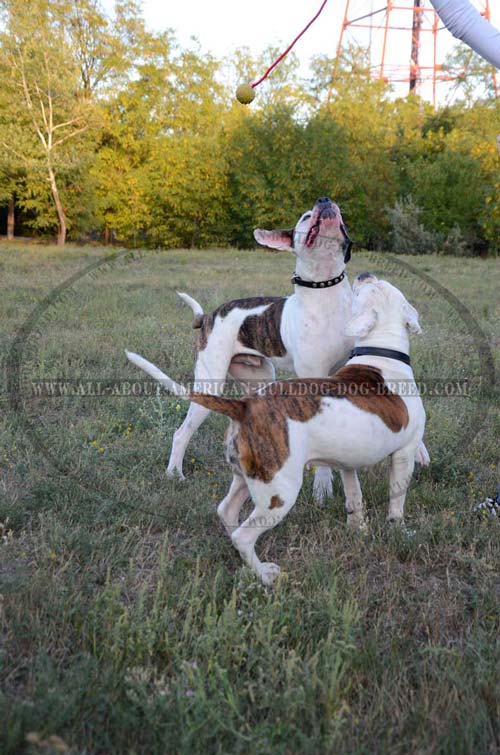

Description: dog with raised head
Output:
[164,196,355,502]
[126,274,429,585]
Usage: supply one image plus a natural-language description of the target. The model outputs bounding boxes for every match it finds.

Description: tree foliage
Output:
[0,1,499,254]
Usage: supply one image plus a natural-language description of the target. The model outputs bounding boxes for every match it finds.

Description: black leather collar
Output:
[349,346,411,366]
[292,270,345,289]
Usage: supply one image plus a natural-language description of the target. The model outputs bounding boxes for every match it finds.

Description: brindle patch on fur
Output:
[194,313,215,352]
[193,297,286,355]
[217,296,285,318]
[235,392,319,483]
[259,365,409,433]
[237,365,408,480]
[191,365,408,483]
[237,298,287,357]
[269,495,284,510]
[225,423,242,470]
[332,365,409,432]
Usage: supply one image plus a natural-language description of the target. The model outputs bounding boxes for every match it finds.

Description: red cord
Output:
[251,0,329,88]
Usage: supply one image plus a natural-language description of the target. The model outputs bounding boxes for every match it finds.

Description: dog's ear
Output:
[341,223,353,263]
[254,228,294,252]
[345,308,378,338]
[404,303,422,335]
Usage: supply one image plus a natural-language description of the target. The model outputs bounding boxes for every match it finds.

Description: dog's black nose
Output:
[317,196,331,205]
[356,271,375,283]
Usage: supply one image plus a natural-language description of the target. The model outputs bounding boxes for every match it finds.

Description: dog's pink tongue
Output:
[305,224,320,247]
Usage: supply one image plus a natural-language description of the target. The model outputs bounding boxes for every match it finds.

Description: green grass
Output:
[0,242,499,754]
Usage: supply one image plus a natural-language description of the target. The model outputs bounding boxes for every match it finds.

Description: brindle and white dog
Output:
[165,197,354,502]
[126,275,430,585]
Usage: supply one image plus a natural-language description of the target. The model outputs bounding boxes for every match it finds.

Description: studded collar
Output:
[291,270,346,289]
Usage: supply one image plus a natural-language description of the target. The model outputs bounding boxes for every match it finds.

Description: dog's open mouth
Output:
[305,207,337,248]
[305,221,321,247]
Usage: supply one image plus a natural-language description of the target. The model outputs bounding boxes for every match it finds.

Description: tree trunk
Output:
[7,196,14,240]
[48,162,66,246]
[190,216,200,248]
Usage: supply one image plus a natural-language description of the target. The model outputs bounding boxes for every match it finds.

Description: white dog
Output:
[164,197,354,502]
[126,274,429,585]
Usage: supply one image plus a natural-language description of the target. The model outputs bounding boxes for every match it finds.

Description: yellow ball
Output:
[236,83,256,105]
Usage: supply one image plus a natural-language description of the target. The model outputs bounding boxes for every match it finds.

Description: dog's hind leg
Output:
[312,465,333,504]
[388,448,415,524]
[167,345,235,479]
[339,469,366,531]
[217,473,250,535]
[294,361,335,504]
[167,402,211,479]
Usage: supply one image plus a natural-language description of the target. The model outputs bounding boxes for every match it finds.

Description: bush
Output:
[387,197,442,254]
[441,224,473,257]
[408,150,485,239]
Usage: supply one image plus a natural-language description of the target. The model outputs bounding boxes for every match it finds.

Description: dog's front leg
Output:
[339,469,366,531]
[230,473,303,585]
[217,473,250,535]
[388,449,415,523]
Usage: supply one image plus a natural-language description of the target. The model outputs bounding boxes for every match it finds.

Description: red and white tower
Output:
[333,0,497,106]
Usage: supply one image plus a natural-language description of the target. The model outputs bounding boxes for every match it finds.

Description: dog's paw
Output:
[166,467,186,481]
[258,562,281,585]
[346,512,368,533]
[386,517,416,538]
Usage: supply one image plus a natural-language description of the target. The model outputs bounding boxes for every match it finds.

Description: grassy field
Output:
[1,243,499,754]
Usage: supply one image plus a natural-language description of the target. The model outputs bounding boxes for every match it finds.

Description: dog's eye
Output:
[301,213,311,222]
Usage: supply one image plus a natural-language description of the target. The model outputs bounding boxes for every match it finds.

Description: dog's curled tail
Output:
[125,351,188,397]
[177,291,204,329]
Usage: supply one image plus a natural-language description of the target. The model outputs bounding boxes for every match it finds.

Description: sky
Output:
[109,1,500,102]
[141,0,344,67]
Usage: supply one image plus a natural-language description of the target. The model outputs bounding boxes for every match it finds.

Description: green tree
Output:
[145,42,228,247]
[312,50,399,247]
[224,105,309,246]
[396,100,500,253]
[88,37,167,242]
[0,0,97,244]
[91,32,228,246]
[67,0,147,97]
[0,0,147,244]
[444,42,498,103]
[447,101,500,251]
[0,151,23,239]
[408,150,485,240]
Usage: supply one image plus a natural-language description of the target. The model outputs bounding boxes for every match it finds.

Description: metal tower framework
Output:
[334,0,498,106]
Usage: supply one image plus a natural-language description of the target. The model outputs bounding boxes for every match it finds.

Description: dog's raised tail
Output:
[125,350,247,422]
[125,351,188,397]
[177,292,204,329]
